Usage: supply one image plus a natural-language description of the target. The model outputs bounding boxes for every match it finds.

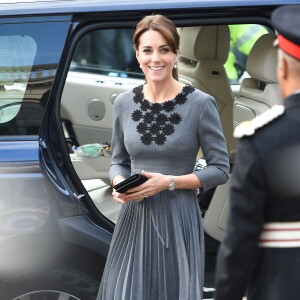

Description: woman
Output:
[97,15,229,300]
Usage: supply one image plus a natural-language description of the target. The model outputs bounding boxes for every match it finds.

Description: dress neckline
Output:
[131,84,195,145]
[133,84,194,108]
[141,84,187,105]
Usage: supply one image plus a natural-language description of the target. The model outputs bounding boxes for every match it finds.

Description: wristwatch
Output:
[168,176,176,191]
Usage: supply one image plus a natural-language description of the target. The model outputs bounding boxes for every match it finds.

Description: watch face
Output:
[169,184,175,191]
[168,177,176,191]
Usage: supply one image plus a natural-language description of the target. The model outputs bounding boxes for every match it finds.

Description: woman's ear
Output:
[136,50,142,69]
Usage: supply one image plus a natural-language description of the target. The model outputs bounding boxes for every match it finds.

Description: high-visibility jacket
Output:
[225,24,269,81]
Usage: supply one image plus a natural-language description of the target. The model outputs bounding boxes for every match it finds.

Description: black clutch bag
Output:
[113,174,148,193]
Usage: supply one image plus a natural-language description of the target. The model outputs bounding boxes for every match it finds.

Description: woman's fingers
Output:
[112,190,127,203]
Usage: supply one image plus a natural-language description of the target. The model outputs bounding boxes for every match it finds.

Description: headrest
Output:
[179,26,230,63]
[246,33,278,84]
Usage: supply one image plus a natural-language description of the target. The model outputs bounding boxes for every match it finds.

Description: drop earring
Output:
[174,62,178,69]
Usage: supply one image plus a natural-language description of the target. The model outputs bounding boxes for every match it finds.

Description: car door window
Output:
[72,29,142,79]
[224,24,270,85]
[0,35,36,124]
[0,19,70,136]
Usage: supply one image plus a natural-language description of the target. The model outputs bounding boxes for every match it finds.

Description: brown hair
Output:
[133,14,179,80]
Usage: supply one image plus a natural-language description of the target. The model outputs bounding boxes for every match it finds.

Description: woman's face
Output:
[136,29,177,83]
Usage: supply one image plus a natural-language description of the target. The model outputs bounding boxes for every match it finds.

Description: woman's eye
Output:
[160,47,170,54]
[143,49,151,54]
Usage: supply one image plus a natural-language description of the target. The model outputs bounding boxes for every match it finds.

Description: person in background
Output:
[97,14,229,300]
[224,24,268,83]
[214,5,300,300]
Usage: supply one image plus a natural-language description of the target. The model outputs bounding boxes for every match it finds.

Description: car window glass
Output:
[0,35,37,124]
[0,20,70,136]
[224,24,270,84]
[71,29,143,79]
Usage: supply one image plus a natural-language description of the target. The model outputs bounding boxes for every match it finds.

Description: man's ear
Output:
[282,56,289,80]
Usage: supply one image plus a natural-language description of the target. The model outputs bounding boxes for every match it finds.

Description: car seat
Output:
[233,33,281,128]
[178,25,236,153]
[203,32,281,242]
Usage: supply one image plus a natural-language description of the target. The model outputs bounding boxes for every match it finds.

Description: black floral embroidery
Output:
[144,112,155,123]
[163,101,176,112]
[155,133,166,145]
[150,103,161,114]
[162,124,175,135]
[137,122,148,134]
[156,113,168,125]
[150,122,161,134]
[140,100,150,111]
[133,86,143,103]
[175,93,187,105]
[131,85,195,145]
[141,133,153,145]
[169,113,181,125]
[132,110,143,121]
[176,85,194,105]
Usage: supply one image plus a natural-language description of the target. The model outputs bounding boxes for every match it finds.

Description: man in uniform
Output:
[214,5,300,300]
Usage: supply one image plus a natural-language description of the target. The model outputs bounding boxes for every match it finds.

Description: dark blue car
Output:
[0,0,299,299]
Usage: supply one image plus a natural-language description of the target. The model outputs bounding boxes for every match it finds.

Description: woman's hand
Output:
[112,175,127,203]
[112,175,147,203]
[112,189,128,203]
[112,171,201,203]
[124,170,170,202]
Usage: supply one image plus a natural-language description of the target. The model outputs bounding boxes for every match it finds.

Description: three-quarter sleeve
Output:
[109,96,131,183]
[193,95,230,192]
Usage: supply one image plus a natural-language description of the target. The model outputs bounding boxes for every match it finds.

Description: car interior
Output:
[178,25,236,154]
[59,22,280,294]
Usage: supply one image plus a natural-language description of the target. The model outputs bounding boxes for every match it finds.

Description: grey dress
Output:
[97,85,229,300]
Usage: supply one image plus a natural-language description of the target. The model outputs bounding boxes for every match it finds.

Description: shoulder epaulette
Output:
[234,105,285,138]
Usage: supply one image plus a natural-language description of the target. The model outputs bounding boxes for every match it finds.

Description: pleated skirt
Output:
[97,189,204,300]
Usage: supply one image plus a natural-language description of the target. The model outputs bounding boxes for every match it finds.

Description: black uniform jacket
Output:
[215,93,300,300]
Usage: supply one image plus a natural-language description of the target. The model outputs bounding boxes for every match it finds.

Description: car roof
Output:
[0,0,300,17]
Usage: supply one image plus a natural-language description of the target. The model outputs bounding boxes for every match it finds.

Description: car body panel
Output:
[0,0,297,17]
[0,0,299,17]
[0,15,91,284]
